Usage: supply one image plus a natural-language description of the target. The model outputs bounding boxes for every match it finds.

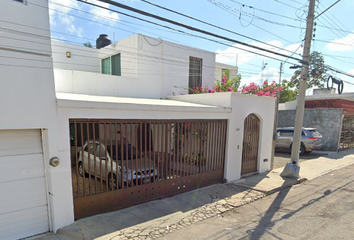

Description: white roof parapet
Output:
[56,93,231,113]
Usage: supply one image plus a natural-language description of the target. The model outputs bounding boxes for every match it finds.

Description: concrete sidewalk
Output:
[28,149,354,240]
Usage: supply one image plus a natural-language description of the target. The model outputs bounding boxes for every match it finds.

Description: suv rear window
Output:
[278,129,305,136]
[278,130,293,136]
[309,129,321,137]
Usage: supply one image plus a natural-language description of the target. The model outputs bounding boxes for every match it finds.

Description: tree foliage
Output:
[290,51,328,89]
[83,41,93,48]
[214,68,241,92]
[277,79,298,103]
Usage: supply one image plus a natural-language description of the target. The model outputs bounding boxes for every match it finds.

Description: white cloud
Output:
[240,67,279,86]
[326,33,354,51]
[49,0,83,37]
[88,0,120,24]
[216,41,303,65]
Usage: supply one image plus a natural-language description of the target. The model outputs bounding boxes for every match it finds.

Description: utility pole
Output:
[279,62,283,85]
[261,60,267,84]
[281,0,316,178]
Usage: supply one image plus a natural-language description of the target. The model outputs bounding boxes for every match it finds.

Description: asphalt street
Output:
[160,161,354,240]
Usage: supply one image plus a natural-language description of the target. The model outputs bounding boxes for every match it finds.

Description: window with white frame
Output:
[189,56,202,93]
[101,53,121,76]
[221,68,227,78]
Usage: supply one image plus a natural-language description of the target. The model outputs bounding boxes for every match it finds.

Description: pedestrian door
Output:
[241,114,260,175]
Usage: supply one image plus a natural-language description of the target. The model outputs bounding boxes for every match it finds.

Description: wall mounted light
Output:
[66,51,71,58]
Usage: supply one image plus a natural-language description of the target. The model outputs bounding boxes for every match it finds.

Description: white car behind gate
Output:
[78,141,158,189]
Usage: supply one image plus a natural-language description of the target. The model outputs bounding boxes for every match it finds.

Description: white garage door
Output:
[0,130,49,240]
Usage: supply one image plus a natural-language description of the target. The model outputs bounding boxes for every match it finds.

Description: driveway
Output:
[273,150,334,169]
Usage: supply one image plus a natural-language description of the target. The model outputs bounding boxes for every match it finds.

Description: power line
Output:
[228,0,304,22]
[273,0,299,10]
[206,0,297,44]
[80,0,304,64]
[139,0,298,55]
[315,39,354,47]
[315,0,342,20]
[207,0,304,30]
[42,0,300,62]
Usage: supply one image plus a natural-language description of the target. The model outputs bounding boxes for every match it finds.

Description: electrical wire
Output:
[228,0,305,22]
[206,0,298,44]
[139,0,298,55]
[79,0,304,63]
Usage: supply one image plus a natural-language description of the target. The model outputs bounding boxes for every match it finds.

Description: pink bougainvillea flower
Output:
[210,89,216,93]
[264,92,271,96]
[228,87,233,92]
[263,80,268,85]
[221,75,227,83]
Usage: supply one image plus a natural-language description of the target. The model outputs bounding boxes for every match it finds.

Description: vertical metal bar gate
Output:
[241,114,260,176]
[70,119,227,219]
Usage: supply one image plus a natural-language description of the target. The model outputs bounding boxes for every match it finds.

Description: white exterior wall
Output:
[168,93,276,181]
[98,35,139,79]
[160,38,216,97]
[0,0,74,233]
[52,41,100,73]
[54,69,140,98]
[53,34,216,99]
[136,34,216,98]
[215,63,239,81]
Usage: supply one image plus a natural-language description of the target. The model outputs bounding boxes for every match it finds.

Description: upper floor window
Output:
[221,68,227,78]
[189,56,202,93]
[101,53,121,76]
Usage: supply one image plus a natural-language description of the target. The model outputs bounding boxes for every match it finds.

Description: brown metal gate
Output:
[241,114,260,175]
[340,116,354,149]
[70,119,227,219]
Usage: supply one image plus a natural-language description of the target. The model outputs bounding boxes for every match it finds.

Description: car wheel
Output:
[300,143,306,156]
[289,143,306,156]
[78,162,89,178]
[108,173,119,190]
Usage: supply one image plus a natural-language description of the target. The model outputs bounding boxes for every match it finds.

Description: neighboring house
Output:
[53,34,233,99]
[0,1,274,239]
[215,62,239,81]
[278,88,354,151]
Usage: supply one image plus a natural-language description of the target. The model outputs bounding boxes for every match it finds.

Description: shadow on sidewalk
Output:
[240,177,354,240]
[56,183,256,239]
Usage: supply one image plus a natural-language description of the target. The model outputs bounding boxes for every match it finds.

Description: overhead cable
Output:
[139,0,297,55]
[79,0,305,64]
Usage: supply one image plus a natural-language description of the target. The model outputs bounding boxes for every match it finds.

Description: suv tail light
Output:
[308,137,318,140]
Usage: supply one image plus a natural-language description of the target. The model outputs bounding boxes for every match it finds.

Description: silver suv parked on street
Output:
[275,127,323,155]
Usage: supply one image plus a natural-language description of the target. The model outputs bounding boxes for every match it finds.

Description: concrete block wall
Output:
[277,108,343,151]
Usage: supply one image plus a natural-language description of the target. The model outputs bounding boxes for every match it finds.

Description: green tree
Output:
[290,51,328,89]
[224,69,242,91]
[214,69,241,92]
[277,79,298,103]
[83,41,93,48]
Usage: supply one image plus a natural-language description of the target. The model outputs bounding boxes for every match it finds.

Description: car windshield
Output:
[106,144,138,161]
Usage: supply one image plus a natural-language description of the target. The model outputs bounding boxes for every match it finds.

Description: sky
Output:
[47,0,354,93]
